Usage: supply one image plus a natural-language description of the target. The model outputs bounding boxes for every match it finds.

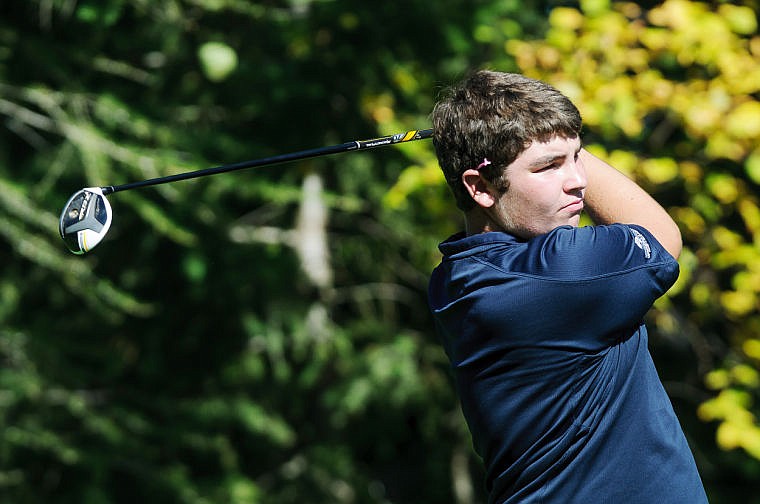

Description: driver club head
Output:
[59,187,112,254]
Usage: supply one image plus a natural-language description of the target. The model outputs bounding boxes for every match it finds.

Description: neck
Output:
[464,208,504,236]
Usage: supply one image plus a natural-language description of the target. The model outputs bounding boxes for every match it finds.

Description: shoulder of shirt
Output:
[459,224,677,281]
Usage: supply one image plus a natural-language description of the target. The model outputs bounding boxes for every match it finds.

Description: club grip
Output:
[354,129,433,150]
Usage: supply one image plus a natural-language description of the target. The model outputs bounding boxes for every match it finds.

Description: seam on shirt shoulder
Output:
[467,255,675,284]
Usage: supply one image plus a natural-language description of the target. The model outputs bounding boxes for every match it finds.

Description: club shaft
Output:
[101,129,433,195]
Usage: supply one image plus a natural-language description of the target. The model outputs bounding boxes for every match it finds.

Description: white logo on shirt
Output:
[630,228,652,259]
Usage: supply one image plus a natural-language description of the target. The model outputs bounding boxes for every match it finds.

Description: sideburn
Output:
[481,163,510,195]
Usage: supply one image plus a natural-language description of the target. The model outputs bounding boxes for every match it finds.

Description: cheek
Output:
[499,188,540,225]
[531,175,567,204]
[515,182,554,211]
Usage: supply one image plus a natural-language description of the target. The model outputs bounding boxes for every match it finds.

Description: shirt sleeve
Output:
[515,224,680,345]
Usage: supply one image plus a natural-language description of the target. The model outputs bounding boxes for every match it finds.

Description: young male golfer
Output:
[428,70,708,503]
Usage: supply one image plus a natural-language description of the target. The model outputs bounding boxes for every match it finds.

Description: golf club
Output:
[59,128,433,254]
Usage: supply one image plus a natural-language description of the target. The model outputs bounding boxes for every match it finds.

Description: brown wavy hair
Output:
[431,70,582,211]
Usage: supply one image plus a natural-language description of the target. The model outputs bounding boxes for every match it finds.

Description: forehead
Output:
[514,135,581,164]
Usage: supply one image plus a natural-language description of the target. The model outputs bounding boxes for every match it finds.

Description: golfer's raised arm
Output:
[580,149,683,259]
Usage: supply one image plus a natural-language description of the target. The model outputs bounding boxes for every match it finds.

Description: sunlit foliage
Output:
[3,0,760,502]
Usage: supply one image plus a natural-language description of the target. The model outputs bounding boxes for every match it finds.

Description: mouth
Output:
[562,199,584,213]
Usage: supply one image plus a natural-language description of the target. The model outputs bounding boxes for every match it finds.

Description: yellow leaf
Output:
[679,161,702,184]
[720,290,757,318]
[698,389,753,421]
[706,173,740,204]
[705,131,746,161]
[711,225,739,251]
[733,270,760,293]
[580,0,610,17]
[605,150,638,177]
[705,369,731,390]
[732,364,760,387]
[745,150,760,185]
[549,7,585,31]
[752,36,760,57]
[673,207,706,236]
[685,103,723,135]
[640,157,679,184]
[383,163,444,210]
[536,46,561,69]
[716,422,742,450]
[690,282,712,307]
[725,101,760,139]
[743,339,760,360]
[718,4,758,35]
[640,27,670,50]
[743,431,760,460]
[738,197,760,232]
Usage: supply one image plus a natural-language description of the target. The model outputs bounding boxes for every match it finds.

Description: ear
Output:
[462,169,497,208]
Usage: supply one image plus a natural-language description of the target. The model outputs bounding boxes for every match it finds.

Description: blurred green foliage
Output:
[1,0,759,503]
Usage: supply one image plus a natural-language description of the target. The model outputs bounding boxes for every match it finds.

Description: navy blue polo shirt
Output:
[429,224,707,503]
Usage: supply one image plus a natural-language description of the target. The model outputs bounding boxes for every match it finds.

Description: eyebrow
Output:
[528,153,566,168]
[527,144,583,168]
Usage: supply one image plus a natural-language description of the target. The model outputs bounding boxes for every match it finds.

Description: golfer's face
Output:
[496,135,586,239]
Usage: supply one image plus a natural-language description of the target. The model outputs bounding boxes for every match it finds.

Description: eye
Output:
[536,162,559,172]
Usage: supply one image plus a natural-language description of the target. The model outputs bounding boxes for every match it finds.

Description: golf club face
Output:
[59,187,112,254]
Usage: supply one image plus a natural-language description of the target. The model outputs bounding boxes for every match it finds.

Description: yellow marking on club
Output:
[402,130,417,142]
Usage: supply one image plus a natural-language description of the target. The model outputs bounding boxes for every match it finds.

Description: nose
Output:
[564,155,587,194]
